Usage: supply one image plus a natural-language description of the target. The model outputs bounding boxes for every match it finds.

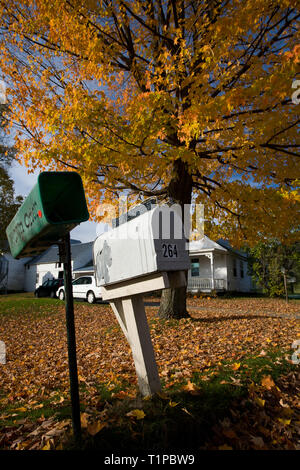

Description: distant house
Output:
[23,240,93,292]
[188,236,253,293]
[71,236,253,294]
[0,239,93,292]
[0,236,253,294]
[0,252,31,292]
[0,240,31,292]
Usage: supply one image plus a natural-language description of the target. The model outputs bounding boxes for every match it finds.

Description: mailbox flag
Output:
[6,172,89,258]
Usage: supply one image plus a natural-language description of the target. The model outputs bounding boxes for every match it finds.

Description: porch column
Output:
[210,252,214,290]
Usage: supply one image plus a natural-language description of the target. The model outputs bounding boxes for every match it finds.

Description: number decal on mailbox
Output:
[162,244,178,258]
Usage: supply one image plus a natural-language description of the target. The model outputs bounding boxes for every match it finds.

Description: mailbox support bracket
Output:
[101,271,186,397]
[101,270,186,301]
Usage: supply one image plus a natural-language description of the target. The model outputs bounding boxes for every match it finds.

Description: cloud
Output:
[71,221,101,243]
[9,161,39,197]
[8,161,104,243]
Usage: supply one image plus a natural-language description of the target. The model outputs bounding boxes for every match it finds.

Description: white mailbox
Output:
[93,205,190,287]
[93,204,190,398]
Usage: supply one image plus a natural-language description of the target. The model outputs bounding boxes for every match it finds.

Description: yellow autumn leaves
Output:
[0,0,298,249]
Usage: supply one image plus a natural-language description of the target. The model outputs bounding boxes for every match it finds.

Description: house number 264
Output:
[162,243,178,258]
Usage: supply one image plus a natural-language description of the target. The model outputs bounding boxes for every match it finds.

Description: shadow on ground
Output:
[78,360,298,452]
[82,385,247,452]
[144,301,160,307]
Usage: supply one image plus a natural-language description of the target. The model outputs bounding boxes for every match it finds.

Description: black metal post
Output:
[59,233,82,444]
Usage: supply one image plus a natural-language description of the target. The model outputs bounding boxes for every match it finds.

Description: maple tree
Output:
[0,1,299,317]
[247,240,300,297]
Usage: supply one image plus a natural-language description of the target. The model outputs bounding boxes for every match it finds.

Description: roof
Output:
[26,241,93,265]
[73,265,94,273]
[73,258,94,273]
[70,239,82,245]
[189,236,228,253]
[189,236,248,259]
[217,239,248,259]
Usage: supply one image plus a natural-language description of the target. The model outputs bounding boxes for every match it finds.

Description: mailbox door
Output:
[151,206,190,272]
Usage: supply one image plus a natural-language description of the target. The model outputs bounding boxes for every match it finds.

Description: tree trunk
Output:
[158,283,189,319]
[158,159,193,320]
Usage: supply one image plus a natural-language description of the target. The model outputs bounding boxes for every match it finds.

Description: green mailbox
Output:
[6,171,90,258]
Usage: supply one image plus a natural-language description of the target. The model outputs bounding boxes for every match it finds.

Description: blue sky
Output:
[8,160,101,243]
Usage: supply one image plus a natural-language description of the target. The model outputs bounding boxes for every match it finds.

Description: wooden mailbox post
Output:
[93,205,190,396]
[6,171,89,443]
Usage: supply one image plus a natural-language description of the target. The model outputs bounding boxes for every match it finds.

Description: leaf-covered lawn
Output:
[0,294,299,450]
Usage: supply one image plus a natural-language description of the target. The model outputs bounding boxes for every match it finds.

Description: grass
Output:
[0,298,61,317]
[0,292,91,318]
[0,400,72,428]
[3,345,296,451]
[81,348,298,452]
[0,293,299,450]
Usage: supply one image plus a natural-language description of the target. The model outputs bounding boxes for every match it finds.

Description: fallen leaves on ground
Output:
[0,295,299,450]
[203,370,300,450]
[261,375,275,390]
[126,409,146,420]
[182,380,202,395]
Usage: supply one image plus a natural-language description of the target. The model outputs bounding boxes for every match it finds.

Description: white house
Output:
[0,236,253,294]
[188,236,253,293]
[0,252,31,292]
[0,239,93,292]
[72,237,253,294]
[23,240,93,292]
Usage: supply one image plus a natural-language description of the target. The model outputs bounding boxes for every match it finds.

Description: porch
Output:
[187,244,228,292]
[187,277,226,292]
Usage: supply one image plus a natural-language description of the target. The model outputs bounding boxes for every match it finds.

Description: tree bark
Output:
[158,283,189,319]
[158,159,193,319]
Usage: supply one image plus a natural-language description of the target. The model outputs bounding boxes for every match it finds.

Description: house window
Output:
[191,258,200,277]
[36,273,39,284]
[240,260,244,278]
[233,258,237,277]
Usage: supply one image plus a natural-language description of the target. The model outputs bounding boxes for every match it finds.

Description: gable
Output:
[189,235,228,254]
[26,241,93,266]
